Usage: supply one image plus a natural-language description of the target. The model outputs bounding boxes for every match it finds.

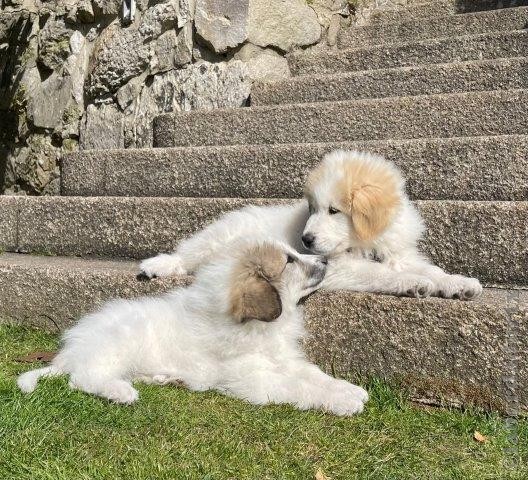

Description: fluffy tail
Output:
[17,366,60,393]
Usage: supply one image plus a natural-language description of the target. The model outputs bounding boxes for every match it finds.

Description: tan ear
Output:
[348,184,399,242]
[230,275,282,323]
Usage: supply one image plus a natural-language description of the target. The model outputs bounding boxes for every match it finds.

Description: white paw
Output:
[138,254,186,279]
[398,275,435,298]
[104,381,139,404]
[435,275,483,300]
[324,381,368,416]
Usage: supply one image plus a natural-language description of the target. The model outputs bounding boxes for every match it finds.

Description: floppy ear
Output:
[348,185,399,242]
[230,275,282,323]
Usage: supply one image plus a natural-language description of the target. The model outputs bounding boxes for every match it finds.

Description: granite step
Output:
[0,196,526,285]
[340,7,528,48]
[61,135,528,201]
[361,0,456,25]
[153,89,528,147]
[251,57,527,106]
[1,252,525,414]
[289,30,528,76]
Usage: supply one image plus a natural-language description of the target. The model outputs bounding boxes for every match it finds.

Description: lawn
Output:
[1,324,526,480]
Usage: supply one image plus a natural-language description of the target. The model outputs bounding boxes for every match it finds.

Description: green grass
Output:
[1,324,526,480]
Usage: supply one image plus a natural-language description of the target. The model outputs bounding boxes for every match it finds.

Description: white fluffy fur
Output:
[139,150,482,299]
[18,240,368,415]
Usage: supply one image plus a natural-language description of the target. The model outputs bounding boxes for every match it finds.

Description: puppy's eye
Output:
[286,255,295,264]
[329,207,340,215]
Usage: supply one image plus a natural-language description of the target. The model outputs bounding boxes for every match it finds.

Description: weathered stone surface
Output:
[80,103,124,149]
[177,0,196,27]
[150,29,179,74]
[5,134,61,195]
[291,29,528,76]
[339,5,528,49]
[87,23,150,98]
[124,61,250,147]
[310,0,350,28]
[26,72,72,129]
[235,43,290,83]
[0,197,18,252]
[91,0,121,17]
[71,0,95,24]
[303,288,524,413]
[195,0,248,52]
[0,253,190,331]
[175,60,251,111]
[251,57,528,106]
[38,17,73,71]
[138,0,179,39]
[174,21,193,66]
[154,89,528,147]
[60,135,528,201]
[248,0,321,52]
[2,196,526,285]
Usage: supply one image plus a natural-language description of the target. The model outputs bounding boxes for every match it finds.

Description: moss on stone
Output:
[61,138,78,153]
[62,104,81,125]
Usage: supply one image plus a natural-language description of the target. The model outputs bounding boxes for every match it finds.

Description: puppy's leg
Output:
[323,257,435,298]
[402,256,482,300]
[289,362,369,415]
[69,373,139,404]
[138,209,266,279]
[224,363,367,416]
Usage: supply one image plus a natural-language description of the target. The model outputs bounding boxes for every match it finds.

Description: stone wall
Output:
[0,0,408,195]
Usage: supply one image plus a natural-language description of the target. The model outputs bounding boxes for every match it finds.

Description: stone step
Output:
[1,252,525,414]
[364,0,455,25]
[1,196,526,285]
[153,89,528,147]
[0,253,189,330]
[340,7,528,49]
[362,0,528,25]
[61,135,528,201]
[251,57,527,106]
[289,30,527,76]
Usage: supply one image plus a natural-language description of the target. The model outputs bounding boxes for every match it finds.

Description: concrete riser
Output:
[1,252,525,414]
[290,30,528,76]
[153,90,528,147]
[61,135,528,201]
[252,58,527,106]
[340,7,528,48]
[1,196,526,285]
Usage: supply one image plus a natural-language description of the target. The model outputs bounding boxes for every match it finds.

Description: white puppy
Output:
[139,150,482,300]
[18,241,368,415]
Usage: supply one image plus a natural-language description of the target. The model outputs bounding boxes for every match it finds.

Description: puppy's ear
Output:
[230,275,282,323]
[347,184,399,242]
[229,243,284,323]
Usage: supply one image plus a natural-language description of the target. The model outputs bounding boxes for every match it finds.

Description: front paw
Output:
[324,381,368,416]
[398,275,435,298]
[435,275,483,300]
[137,254,186,280]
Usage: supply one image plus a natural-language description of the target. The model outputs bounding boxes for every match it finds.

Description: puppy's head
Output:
[303,150,404,254]
[228,241,327,323]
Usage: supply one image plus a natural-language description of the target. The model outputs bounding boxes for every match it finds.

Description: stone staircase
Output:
[1,1,527,414]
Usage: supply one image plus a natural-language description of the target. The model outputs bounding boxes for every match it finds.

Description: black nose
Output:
[302,233,315,248]
[320,257,328,265]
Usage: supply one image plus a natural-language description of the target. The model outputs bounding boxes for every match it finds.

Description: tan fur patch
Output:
[337,159,401,242]
[229,244,285,323]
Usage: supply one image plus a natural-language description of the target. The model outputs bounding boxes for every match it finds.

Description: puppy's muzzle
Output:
[307,256,327,288]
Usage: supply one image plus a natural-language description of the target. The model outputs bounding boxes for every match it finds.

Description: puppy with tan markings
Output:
[139,150,482,300]
[18,241,368,415]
